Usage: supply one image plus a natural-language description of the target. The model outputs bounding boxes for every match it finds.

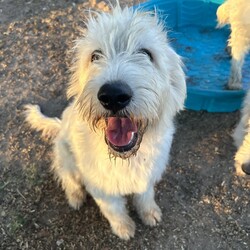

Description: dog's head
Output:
[68,6,186,159]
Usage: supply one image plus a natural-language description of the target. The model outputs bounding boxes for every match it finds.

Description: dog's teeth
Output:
[128,132,135,144]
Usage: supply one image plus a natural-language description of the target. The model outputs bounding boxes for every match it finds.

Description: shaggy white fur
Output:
[217,0,250,90]
[25,5,186,239]
[218,0,250,176]
[233,90,250,176]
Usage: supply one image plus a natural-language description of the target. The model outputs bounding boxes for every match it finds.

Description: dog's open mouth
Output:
[105,117,145,159]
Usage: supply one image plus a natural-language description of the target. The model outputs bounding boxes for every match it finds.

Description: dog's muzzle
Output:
[98,82,145,159]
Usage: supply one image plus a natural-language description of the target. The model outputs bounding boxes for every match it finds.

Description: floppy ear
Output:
[166,47,187,113]
[67,38,92,100]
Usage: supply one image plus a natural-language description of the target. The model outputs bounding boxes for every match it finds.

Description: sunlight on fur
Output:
[218,0,250,176]
[24,4,186,239]
[217,0,250,90]
[233,91,250,176]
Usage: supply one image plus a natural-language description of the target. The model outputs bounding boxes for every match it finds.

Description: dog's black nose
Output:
[241,163,250,175]
[97,82,132,113]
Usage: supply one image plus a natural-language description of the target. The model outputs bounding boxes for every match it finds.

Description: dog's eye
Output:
[91,50,103,62]
[138,48,153,61]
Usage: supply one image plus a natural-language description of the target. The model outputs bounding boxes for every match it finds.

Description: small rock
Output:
[56,239,64,246]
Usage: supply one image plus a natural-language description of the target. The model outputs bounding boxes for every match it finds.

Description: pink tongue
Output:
[106,117,137,147]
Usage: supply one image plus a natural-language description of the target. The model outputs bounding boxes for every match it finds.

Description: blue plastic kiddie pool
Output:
[135,0,250,112]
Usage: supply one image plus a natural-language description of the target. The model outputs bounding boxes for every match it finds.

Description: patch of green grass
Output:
[9,214,26,235]
[25,164,43,186]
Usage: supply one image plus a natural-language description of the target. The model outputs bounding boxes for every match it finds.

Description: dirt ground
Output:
[0,0,249,249]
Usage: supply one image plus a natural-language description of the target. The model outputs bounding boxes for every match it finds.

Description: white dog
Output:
[233,91,250,176]
[217,0,250,90]
[25,5,186,239]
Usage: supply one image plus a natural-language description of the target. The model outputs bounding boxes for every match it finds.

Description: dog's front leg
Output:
[93,194,135,240]
[235,127,250,176]
[228,57,244,90]
[53,139,86,209]
[133,185,162,226]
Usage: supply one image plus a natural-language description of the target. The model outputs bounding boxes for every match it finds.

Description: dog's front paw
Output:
[111,217,135,240]
[227,82,242,90]
[140,204,162,226]
[66,189,86,210]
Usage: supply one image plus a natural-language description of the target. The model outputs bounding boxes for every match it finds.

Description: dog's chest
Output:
[70,119,170,195]
[79,155,152,195]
